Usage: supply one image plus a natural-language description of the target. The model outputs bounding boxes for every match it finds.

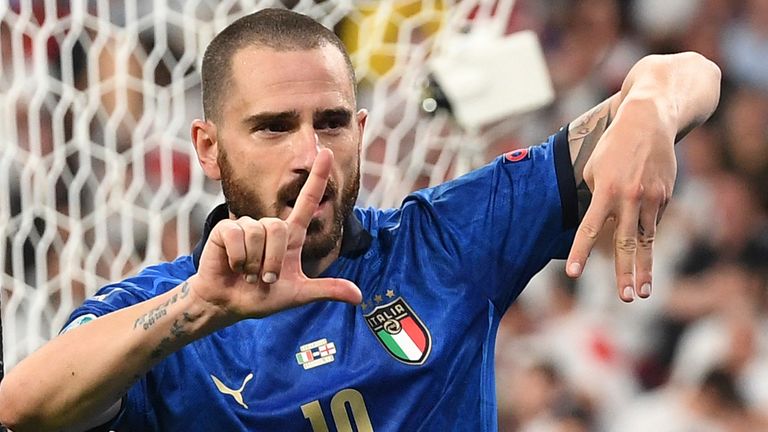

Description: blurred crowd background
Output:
[2,0,768,431]
[495,0,768,431]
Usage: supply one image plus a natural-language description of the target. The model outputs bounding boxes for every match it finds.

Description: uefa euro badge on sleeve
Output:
[364,297,432,365]
[60,313,97,334]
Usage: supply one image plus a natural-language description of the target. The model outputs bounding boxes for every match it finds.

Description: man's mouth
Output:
[286,190,332,209]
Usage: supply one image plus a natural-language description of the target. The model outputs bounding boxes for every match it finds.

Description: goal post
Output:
[0,0,544,373]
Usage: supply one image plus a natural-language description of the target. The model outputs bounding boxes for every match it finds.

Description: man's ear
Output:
[356,109,368,150]
[191,119,221,180]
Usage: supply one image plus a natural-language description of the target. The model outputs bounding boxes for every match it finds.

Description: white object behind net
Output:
[0,0,521,369]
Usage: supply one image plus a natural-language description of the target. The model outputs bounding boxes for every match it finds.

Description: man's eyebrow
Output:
[313,107,353,121]
[242,110,300,126]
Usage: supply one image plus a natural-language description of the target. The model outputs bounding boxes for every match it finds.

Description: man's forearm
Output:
[562,51,721,297]
[0,276,224,431]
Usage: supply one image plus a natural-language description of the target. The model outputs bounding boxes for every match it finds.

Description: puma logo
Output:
[210,373,254,409]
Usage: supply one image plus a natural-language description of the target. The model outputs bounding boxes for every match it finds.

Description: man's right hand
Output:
[190,148,362,320]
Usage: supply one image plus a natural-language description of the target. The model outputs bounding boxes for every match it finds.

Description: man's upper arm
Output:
[61,259,190,332]
[402,129,579,309]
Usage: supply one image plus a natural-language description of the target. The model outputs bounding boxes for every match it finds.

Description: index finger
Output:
[566,192,611,278]
[286,148,334,230]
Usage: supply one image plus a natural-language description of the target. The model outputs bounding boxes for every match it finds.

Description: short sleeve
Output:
[401,127,577,311]
[62,256,195,329]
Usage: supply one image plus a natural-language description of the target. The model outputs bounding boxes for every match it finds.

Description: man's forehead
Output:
[229,44,355,101]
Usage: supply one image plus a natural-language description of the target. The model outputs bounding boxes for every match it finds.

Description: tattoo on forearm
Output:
[150,312,194,359]
[133,281,191,330]
[569,100,613,187]
[130,280,198,360]
[568,97,616,219]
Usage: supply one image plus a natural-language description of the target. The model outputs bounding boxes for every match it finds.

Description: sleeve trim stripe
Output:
[553,125,579,230]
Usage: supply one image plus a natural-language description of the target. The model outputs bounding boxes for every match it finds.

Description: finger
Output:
[213,220,247,273]
[286,148,333,232]
[614,201,641,303]
[295,277,362,306]
[238,217,266,283]
[636,201,660,299]
[566,192,612,278]
[260,218,288,284]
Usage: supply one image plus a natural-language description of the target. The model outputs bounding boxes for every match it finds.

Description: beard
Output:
[218,146,359,261]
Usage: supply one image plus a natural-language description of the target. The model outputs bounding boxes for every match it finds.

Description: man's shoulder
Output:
[90,256,195,305]
[62,255,196,332]
[353,206,400,232]
[117,255,195,293]
[134,255,196,282]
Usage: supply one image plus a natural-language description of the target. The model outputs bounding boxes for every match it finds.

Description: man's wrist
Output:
[617,94,678,142]
[184,275,239,333]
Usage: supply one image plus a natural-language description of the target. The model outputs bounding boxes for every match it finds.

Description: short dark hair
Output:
[201,8,356,123]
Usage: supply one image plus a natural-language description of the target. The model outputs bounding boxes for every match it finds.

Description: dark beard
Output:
[218,146,359,261]
[219,149,270,220]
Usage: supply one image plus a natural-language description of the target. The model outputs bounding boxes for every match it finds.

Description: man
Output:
[0,8,720,432]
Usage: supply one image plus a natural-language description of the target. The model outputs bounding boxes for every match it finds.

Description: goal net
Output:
[0,0,536,370]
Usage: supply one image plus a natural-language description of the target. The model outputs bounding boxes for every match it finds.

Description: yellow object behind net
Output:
[339,1,446,82]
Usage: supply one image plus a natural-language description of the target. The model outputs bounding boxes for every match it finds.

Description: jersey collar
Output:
[191,203,372,270]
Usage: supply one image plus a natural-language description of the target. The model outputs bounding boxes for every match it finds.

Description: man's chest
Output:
[153,282,489,431]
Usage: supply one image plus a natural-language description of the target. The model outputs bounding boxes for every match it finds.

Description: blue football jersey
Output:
[64,127,578,431]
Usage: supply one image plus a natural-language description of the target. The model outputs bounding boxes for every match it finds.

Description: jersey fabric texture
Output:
[65,127,579,432]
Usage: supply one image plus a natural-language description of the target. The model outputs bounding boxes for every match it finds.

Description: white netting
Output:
[0,0,523,369]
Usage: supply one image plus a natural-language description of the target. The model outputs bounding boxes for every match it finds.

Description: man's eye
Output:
[316,118,349,131]
[251,121,292,134]
[261,122,291,133]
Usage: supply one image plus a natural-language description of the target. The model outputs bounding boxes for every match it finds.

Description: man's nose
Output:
[291,125,321,172]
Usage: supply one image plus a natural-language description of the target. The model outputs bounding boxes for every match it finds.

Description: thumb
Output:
[297,278,362,306]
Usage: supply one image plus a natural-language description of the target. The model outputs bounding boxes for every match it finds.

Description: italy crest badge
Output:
[364,297,431,365]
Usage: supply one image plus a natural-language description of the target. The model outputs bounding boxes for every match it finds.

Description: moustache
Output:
[276,172,338,207]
